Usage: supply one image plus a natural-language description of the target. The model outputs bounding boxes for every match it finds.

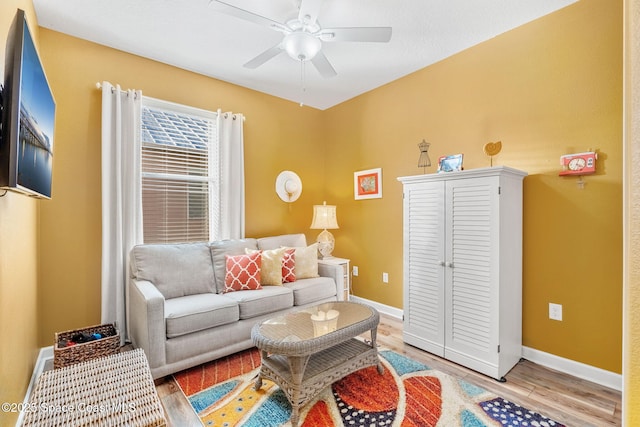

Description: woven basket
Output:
[54,323,120,369]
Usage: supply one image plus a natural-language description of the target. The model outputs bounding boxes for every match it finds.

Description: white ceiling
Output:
[33,0,577,110]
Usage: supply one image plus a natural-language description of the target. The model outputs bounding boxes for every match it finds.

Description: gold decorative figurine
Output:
[418,139,431,173]
[483,141,502,166]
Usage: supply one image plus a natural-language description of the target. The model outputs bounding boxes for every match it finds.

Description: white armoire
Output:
[398,166,527,381]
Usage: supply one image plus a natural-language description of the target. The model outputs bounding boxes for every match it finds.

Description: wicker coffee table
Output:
[251,301,383,426]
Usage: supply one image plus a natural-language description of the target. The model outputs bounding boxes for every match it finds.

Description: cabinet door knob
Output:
[445,262,454,268]
[439,260,446,266]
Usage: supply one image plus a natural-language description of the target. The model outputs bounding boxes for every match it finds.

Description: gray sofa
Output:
[128,233,344,379]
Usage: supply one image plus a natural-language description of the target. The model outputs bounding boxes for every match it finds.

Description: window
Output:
[140,98,218,243]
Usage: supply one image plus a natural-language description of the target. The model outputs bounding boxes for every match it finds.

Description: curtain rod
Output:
[95,82,245,121]
[95,82,139,98]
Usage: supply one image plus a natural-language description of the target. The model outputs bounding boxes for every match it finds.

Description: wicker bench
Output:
[21,349,166,427]
[251,301,383,426]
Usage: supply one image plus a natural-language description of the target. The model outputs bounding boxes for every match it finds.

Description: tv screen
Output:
[0,9,56,199]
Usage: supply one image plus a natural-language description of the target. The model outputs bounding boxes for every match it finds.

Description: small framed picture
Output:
[354,168,382,200]
[437,154,464,173]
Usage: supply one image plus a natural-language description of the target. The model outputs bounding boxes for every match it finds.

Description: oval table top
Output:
[251,301,379,357]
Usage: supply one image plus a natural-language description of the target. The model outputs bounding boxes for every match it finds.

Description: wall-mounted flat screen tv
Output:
[0,8,56,199]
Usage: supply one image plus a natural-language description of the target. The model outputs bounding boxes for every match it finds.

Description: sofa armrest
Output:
[129,279,166,369]
[318,262,345,300]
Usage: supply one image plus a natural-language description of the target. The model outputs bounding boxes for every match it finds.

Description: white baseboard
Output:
[349,295,403,320]
[348,296,621,392]
[522,346,622,391]
[17,346,54,427]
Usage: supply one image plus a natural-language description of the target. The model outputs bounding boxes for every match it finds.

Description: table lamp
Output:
[310,201,339,258]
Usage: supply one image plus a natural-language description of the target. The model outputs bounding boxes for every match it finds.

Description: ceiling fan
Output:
[210,0,392,78]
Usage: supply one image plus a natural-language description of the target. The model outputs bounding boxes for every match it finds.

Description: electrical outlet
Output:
[549,303,563,321]
[382,272,389,283]
[352,266,358,276]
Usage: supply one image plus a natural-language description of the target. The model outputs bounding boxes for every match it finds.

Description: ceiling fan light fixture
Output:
[283,31,321,61]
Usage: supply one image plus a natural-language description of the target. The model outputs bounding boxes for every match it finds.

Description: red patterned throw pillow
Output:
[282,249,296,283]
[224,252,262,293]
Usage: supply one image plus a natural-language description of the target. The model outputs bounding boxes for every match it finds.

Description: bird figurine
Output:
[483,141,502,166]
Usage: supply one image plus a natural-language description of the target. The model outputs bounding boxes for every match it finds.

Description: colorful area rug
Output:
[173,347,565,427]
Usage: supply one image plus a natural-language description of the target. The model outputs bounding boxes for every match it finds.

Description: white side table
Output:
[318,257,350,301]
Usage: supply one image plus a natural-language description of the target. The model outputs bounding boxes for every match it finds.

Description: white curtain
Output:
[216,110,245,239]
[100,82,143,344]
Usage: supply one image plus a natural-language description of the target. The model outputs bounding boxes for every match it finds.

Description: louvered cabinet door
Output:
[443,176,501,374]
[399,166,526,381]
[402,181,446,357]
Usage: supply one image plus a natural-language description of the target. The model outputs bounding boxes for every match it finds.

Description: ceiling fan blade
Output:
[243,44,283,69]
[311,51,337,78]
[297,0,323,26]
[210,0,288,33]
[320,27,392,43]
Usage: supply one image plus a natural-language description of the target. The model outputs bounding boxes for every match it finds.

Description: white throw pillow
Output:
[245,248,286,285]
[283,243,319,279]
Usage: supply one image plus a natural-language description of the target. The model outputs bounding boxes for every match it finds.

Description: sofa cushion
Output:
[282,249,296,283]
[210,239,258,293]
[257,233,306,250]
[223,252,262,293]
[165,294,239,338]
[246,247,289,285]
[221,286,294,319]
[130,243,215,299]
[285,243,320,279]
[285,276,337,306]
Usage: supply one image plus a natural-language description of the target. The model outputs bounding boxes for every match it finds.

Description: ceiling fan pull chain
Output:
[300,60,306,107]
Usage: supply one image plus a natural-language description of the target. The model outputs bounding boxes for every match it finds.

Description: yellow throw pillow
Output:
[245,248,285,286]
[284,243,319,279]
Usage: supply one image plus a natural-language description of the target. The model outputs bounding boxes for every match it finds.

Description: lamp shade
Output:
[310,202,338,230]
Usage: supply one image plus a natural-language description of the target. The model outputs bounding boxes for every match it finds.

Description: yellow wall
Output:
[624,0,640,422]
[0,3,41,426]
[35,29,328,344]
[323,0,622,373]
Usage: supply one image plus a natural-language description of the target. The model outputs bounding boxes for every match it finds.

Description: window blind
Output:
[140,101,217,243]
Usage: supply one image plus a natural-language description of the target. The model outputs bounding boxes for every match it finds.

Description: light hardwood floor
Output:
[155,313,622,426]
